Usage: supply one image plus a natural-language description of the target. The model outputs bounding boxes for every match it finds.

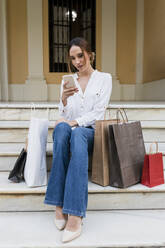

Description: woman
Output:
[44,37,112,243]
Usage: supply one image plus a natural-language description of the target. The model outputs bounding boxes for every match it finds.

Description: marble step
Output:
[0,143,53,171]
[0,101,165,121]
[0,210,165,248]
[0,143,165,172]
[1,120,165,128]
[0,154,52,172]
[0,141,164,155]
[1,172,165,211]
[0,101,165,109]
[0,143,53,156]
[0,105,60,121]
[109,106,165,121]
[0,143,165,171]
[0,143,91,172]
[0,124,165,143]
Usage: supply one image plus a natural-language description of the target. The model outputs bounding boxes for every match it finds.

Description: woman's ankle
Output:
[55,206,67,220]
[56,206,62,212]
[65,215,82,231]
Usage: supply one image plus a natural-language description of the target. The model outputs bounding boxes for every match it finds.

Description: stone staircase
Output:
[0,101,165,247]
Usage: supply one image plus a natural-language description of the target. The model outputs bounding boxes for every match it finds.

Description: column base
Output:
[24,79,48,101]
[9,79,48,102]
[111,77,121,101]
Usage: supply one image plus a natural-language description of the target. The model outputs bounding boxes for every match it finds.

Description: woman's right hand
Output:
[62,81,78,106]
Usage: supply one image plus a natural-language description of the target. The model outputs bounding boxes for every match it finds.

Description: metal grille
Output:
[49,0,96,72]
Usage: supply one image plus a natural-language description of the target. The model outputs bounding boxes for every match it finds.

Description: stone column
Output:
[0,0,9,101]
[24,0,47,101]
[102,0,120,100]
[135,0,144,100]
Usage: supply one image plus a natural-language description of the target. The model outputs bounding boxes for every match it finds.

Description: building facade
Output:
[0,0,165,102]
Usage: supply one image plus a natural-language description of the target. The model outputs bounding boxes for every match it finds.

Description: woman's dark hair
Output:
[67,37,95,72]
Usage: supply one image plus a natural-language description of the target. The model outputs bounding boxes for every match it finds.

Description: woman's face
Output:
[69,45,91,73]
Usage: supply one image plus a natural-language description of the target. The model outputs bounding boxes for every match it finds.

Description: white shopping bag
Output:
[24,107,49,187]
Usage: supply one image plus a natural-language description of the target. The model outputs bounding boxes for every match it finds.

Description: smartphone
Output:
[62,75,76,88]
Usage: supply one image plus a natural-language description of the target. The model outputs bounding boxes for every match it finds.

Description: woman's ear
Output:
[90,52,95,64]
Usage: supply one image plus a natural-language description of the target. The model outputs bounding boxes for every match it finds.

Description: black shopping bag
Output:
[8,148,27,183]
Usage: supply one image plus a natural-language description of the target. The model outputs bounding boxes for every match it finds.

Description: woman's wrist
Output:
[62,95,67,106]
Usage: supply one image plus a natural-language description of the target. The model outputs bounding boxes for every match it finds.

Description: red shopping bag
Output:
[141,142,164,187]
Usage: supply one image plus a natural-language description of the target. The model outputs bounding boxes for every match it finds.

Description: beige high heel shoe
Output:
[54,218,67,230]
[62,217,83,243]
[54,208,67,231]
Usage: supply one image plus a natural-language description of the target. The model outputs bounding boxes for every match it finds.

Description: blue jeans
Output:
[44,122,94,218]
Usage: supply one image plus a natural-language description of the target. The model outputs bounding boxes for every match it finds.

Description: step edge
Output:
[1,121,165,128]
[1,185,165,194]
[1,101,165,108]
[0,151,52,156]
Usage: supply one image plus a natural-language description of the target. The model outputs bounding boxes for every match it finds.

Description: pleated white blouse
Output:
[59,69,112,128]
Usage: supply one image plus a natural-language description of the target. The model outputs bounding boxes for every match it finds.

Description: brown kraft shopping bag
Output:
[91,118,118,186]
[108,109,146,188]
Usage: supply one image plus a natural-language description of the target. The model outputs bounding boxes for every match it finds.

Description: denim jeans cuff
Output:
[62,208,86,218]
[44,199,63,207]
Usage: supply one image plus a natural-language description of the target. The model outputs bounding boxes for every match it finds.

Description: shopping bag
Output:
[8,148,27,183]
[108,109,146,188]
[141,142,164,187]
[91,117,118,186]
[24,106,49,187]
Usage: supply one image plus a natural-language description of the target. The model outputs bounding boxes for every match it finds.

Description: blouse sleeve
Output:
[58,80,73,120]
[75,73,112,127]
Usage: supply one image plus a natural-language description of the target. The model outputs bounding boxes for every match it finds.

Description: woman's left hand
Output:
[55,118,67,127]
[55,118,78,127]
[67,120,78,127]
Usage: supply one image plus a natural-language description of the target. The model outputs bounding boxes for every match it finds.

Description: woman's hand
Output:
[62,81,78,106]
[67,120,78,127]
[55,118,67,127]
[55,118,78,127]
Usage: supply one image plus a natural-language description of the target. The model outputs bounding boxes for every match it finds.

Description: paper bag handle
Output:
[104,108,111,120]
[30,102,36,118]
[104,108,121,123]
[45,107,49,120]
[30,103,49,120]
[25,137,28,151]
[149,142,158,154]
[116,108,128,123]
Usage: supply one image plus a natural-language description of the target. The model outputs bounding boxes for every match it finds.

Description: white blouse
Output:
[59,69,112,128]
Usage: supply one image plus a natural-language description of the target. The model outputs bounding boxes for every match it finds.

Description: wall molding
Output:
[9,78,165,102]
[9,83,58,102]
[142,79,165,101]
[0,0,8,101]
